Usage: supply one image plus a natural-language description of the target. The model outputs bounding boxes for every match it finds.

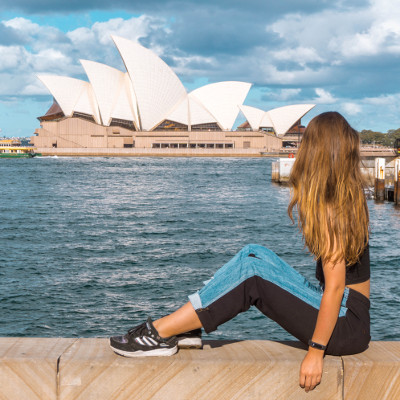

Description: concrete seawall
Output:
[35,147,274,157]
[1,339,399,399]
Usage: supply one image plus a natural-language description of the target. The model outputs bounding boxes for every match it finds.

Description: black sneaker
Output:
[110,317,178,357]
[176,328,203,349]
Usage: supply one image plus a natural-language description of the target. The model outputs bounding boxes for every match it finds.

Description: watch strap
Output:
[308,339,327,351]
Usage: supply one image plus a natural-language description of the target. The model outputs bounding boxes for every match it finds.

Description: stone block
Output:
[342,341,400,400]
[0,337,76,400]
[58,339,342,400]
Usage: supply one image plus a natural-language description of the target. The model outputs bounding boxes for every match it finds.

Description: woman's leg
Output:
[154,244,364,355]
[153,244,329,340]
[186,244,333,338]
[153,302,202,338]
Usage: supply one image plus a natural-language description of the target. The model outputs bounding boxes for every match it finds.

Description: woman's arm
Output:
[299,257,346,392]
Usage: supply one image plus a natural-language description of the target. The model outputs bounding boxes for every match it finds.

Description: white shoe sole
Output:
[177,338,203,349]
[110,344,178,357]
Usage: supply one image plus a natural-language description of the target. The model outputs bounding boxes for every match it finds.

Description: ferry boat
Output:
[0,139,39,158]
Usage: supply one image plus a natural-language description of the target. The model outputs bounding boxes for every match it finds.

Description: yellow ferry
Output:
[0,139,39,158]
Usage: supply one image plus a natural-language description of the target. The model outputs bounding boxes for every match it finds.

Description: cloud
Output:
[3,17,41,37]
[67,15,165,66]
[0,15,167,96]
[0,21,27,45]
[271,47,324,67]
[342,102,362,115]
[269,88,302,101]
[313,88,336,104]
[333,0,400,57]
[0,45,28,70]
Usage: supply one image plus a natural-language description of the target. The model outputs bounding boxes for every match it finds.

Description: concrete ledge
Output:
[0,337,76,400]
[0,339,398,399]
[343,342,400,399]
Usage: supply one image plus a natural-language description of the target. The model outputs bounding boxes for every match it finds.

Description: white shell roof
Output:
[188,96,218,126]
[267,104,315,136]
[240,103,315,135]
[260,113,274,129]
[80,60,137,127]
[238,105,265,131]
[165,97,189,126]
[112,35,187,131]
[37,75,101,124]
[165,95,219,127]
[190,81,251,131]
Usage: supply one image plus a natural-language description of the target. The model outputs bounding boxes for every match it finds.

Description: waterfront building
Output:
[32,36,315,154]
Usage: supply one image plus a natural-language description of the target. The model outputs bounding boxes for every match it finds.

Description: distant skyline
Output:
[1,0,400,136]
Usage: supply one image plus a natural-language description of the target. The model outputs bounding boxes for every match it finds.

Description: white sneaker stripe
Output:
[135,337,145,346]
[142,337,153,346]
[143,336,157,346]
[147,337,158,345]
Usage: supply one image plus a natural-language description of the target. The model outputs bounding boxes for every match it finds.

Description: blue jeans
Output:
[188,244,370,356]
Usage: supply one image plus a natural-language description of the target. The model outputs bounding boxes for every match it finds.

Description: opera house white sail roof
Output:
[239,104,316,136]
[37,36,315,134]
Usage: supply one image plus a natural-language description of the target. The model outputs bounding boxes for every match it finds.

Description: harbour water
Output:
[1,157,399,341]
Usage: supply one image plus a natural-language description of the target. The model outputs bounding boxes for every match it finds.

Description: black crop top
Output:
[315,244,370,285]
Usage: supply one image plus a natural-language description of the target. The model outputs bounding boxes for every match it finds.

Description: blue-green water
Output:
[1,157,399,341]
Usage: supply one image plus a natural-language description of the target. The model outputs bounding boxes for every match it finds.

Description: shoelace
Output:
[128,322,151,338]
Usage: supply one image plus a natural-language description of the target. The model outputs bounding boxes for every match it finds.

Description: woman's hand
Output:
[299,349,324,392]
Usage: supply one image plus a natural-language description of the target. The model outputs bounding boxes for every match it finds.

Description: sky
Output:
[1,0,400,137]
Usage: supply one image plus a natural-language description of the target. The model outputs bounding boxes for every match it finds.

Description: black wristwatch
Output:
[308,340,326,351]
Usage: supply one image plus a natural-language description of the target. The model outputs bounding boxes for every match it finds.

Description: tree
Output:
[359,129,400,147]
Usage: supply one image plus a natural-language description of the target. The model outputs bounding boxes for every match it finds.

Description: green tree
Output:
[359,129,400,147]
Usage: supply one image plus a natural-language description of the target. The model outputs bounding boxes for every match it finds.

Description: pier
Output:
[272,153,400,203]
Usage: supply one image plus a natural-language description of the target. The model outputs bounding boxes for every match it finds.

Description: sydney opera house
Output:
[32,36,315,155]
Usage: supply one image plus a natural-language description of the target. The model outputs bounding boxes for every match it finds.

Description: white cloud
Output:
[170,54,216,76]
[362,93,400,108]
[337,18,400,57]
[0,45,28,70]
[269,88,302,101]
[3,17,41,36]
[342,102,362,115]
[268,1,400,62]
[0,15,169,96]
[313,88,336,104]
[67,16,153,48]
[271,47,324,66]
[268,10,370,61]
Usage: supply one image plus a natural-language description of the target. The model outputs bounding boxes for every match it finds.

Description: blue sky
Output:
[1,0,400,137]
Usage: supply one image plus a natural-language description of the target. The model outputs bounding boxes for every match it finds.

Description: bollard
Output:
[271,161,279,182]
[278,158,295,183]
[395,159,400,205]
[374,158,386,201]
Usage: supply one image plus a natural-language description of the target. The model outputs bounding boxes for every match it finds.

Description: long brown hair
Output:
[288,111,369,265]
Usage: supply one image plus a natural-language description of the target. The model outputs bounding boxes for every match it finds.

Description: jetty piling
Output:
[271,156,400,203]
[395,159,400,205]
[374,158,386,201]
[271,158,295,183]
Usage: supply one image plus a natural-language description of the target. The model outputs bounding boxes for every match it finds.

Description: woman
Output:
[110,112,370,392]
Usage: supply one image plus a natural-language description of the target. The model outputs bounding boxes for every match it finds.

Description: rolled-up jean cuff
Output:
[188,292,216,333]
[188,292,202,310]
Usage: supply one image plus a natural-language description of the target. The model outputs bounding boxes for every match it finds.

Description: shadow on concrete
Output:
[202,339,307,351]
[202,340,243,348]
